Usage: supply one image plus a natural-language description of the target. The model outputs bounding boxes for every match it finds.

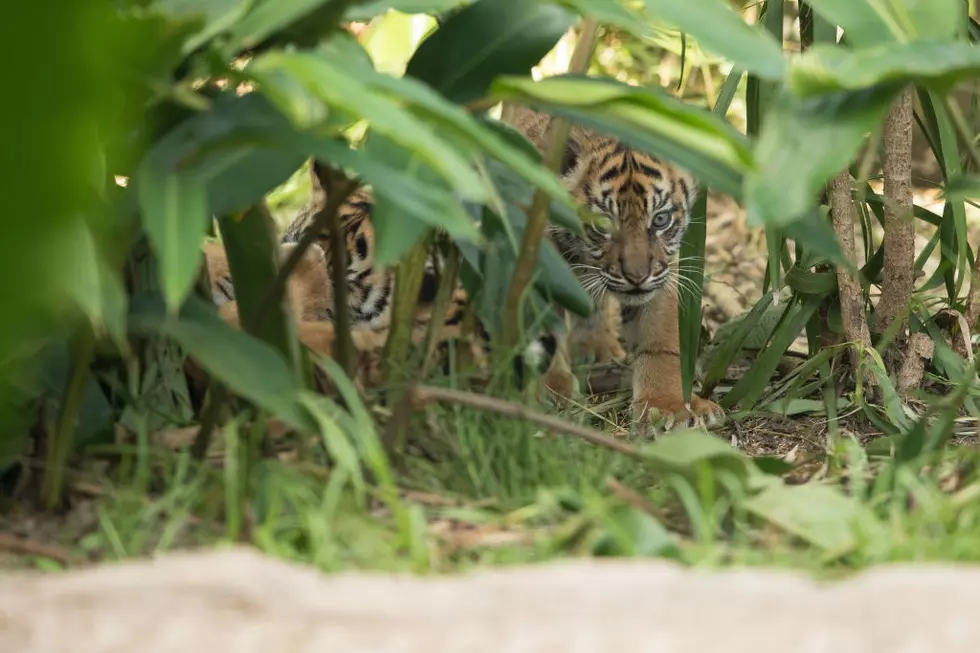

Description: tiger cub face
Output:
[550,136,698,308]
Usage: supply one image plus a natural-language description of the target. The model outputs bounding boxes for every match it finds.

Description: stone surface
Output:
[2,547,980,652]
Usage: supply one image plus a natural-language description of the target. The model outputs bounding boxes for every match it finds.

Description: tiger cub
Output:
[510,106,724,430]
[203,163,555,387]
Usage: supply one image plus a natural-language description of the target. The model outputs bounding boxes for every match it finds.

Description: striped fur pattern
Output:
[511,106,725,430]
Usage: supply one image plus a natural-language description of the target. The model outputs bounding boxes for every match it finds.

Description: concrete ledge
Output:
[2,547,979,652]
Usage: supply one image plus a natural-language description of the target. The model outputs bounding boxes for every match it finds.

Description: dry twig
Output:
[410,385,639,458]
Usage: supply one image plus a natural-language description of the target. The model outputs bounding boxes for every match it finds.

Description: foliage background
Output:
[2,0,980,574]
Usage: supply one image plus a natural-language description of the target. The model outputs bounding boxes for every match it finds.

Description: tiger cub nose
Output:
[620,257,651,286]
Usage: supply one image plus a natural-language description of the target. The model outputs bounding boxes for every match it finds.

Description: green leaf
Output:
[137,165,210,312]
[365,72,575,212]
[803,0,902,46]
[594,505,677,558]
[58,218,127,346]
[721,295,823,410]
[498,198,592,317]
[791,41,980,98]
[361,10,437,75]
[745,84,900,229]
[361,135,444,266]
[805,0,964,46]
[142,93,308,217]
[345,0,468,21]
[637,430,752,480]
[405,0,577,103]
[637,0,786,80]
[785,265,837,295]
[230,0,346,49]
[491,75,752,199]
[129,294,314,431]
[943,173,980,202]
[250,49,487,201]
[744,479,867,554]
[216,206,298,366]
[313,135,482,248]
[482,152,582,234]
[156,0,253,54]
[557,0,641,35]
[699,291,775,396]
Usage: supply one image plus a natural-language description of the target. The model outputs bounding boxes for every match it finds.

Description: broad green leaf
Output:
[216,206,298,365]
[137,165,210,312]
[557,0,644,36]
[361,10,437,75]
[785,265,837,295]
[35,342,115,450]
[362,135,443,265]
[637,430,752,480]
[156,0,253,54]
[364,72,575,212]
[744,479,869,554]
[745,84,899,229]
[405,0,576,103]
[803,0,902,45]
[492,75,752,199]
[230,0,346,49]
[142,93,308,216]
[311,135,482,246]
[780,207,852,272]
[791,41,980,97]
[594,505,677,558]
[482,153,582,234]
[637,0,786,80]
[129,294,314,431]
[224,125,482,249]
[345,0,468,21]
[806,0,964,46]
[250,50,486,201]
[500,199,592,317]
[58,217,127,346]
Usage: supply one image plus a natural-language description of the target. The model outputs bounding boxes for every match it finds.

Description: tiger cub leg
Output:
[625,288,724,432]
[571,294,626,364]
[543,330,577,400]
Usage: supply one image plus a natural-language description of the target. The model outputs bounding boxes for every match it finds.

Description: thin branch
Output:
[245,174,359,338]
[875,86,915,342]
[410,384,639,458]
[606,477,663,518]
[830,170,875,372]
[499,18,599,350]
[0,533,72,565]
[322,173,358,376]
[191,382,228,460]
[946,96,980,172]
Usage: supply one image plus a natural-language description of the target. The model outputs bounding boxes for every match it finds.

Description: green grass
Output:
[16,351,978,580]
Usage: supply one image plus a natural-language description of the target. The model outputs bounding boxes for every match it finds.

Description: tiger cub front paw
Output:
[631,393,725,435]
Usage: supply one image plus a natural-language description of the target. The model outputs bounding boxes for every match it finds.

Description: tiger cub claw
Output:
[632,394,725,437]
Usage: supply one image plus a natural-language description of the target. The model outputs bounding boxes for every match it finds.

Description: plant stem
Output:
[42,326,95,509]
[191,381,228,460]
[322,175,358,378]
[945,96,980,172]
[829,170,874,372]
[410,384,639,458]
[246,170,358,342]
[499,18,598,349]
[874,86,915,346]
